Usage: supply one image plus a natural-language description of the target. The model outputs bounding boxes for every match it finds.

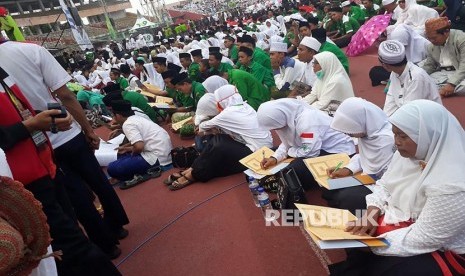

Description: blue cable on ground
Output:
[115,180,247,267]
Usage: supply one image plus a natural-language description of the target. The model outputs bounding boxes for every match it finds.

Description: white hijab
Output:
[202,76,229,94]
[396,0,438,34]
[257,99,305,147]
[195,93,218,125]
[380,100,465,223]
[331,98,395,175]
[311,52,354,103]
[200,85,273,146]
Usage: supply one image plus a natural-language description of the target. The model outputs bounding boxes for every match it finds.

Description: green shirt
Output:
[211,62,234,75]
[188,62,201,82]
[349,6,366,25]
[336,15,360,36]
[229,45,238,63]
[363,5,380,19]
[122,91,158,122]
[177,81,206,110]
[227,69,270,110]
[253,48,272,70]
[238,62,276,90]
[166,87,178,100]
[116,77,129,90]
[320,42,350,74]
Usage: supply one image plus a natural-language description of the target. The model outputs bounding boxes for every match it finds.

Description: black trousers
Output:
[191,134,252,182]
[27,177,121,276]
[54,133,129,252]
[322,185,373,215]
[335,36,352,48]
[330,249,443,276]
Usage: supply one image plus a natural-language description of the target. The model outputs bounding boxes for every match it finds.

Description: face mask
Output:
[316,70,325,80]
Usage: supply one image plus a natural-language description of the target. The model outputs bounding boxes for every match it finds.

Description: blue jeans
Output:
[108,153,159,181]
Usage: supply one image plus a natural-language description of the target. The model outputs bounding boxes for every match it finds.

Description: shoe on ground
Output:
[114,227,129,240]
[105,245,122,260]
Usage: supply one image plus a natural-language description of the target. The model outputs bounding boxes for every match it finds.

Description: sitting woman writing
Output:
[257,99,355,191]
[323,97,395,214]
[331,100,465,275]
[164,85,273,191]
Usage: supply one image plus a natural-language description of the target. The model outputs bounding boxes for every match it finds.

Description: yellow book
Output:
[295,204,388,249]
[140,90,156,99]
[304,154,375,190]
[239,146,293,175]
[171,116,193,131]
[155,95,174,105]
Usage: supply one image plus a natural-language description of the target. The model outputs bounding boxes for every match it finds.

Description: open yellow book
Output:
[171,116,193,131]
[239,146,293,175]
[295,204,388,249]
[304,154,375,190]
[155,95,174,105]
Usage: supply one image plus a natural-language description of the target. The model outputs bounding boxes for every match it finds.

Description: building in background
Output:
[2,0,132,36]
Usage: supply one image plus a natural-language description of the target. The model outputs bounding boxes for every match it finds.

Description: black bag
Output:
[170,146,199,168]
[273,168,308,210]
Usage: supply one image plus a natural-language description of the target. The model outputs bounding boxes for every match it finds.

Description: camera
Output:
[47,103,67,118]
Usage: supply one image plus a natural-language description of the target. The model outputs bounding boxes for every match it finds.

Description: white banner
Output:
[59,0,93,50]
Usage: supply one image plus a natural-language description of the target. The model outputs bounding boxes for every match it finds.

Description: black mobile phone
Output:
[47,103,67,118]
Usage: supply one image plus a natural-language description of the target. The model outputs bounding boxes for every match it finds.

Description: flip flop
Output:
[168,175,194,191]
[163,170,185,185]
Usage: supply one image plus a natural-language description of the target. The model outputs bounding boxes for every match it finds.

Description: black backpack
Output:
[273,168,308,210]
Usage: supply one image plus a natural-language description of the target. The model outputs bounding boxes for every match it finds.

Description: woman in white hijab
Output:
[323,98,395,213]
[194,93,218,125]
[165,85,273,191]
[303,52,355,115]
[202,75,228,94]
[388,24,431,64]
[331,100,465,275]
[258,99,355,190]
[387,0,438,36]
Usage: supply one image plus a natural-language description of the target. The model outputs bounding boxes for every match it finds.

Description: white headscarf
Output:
[195,93,218,125]
[309,52,354,107]
[214,84,244,109]
[331,98,395,175]
[380,100,465,223]
[199,85,273,151]
[395,0,438,34]
[388,24,430,64]
[202,76,229,93]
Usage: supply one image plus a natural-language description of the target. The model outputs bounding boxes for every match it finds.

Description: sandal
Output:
[168,175,195,191]
[163,170,185,185]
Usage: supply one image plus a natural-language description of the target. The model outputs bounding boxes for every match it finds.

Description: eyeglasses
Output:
[398,1,405,3]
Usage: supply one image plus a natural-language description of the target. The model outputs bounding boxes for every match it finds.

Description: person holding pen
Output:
[330,100,465,276]
[323,97,395,214]
[258,98,355,190]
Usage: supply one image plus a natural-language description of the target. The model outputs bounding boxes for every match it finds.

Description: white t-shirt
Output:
[0,41,81,149]
[122,115,173,166]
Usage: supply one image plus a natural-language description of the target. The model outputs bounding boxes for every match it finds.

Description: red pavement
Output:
[94,45,465,276]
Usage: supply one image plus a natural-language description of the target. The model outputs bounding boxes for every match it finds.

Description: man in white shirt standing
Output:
[379,40,442,116]
[108,100,173,189]
[0,40,129,261]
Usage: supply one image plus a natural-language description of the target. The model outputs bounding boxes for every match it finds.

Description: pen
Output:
[262,150,266,160]
[333,161,344,173]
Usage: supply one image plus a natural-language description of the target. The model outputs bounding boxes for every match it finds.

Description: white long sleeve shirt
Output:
[384,62,441,116]
[368,190,465,256]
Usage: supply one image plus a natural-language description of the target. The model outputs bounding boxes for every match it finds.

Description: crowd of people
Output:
[1,0,465,274]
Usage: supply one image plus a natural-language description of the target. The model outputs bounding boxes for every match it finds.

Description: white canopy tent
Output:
[130,11,157,32]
